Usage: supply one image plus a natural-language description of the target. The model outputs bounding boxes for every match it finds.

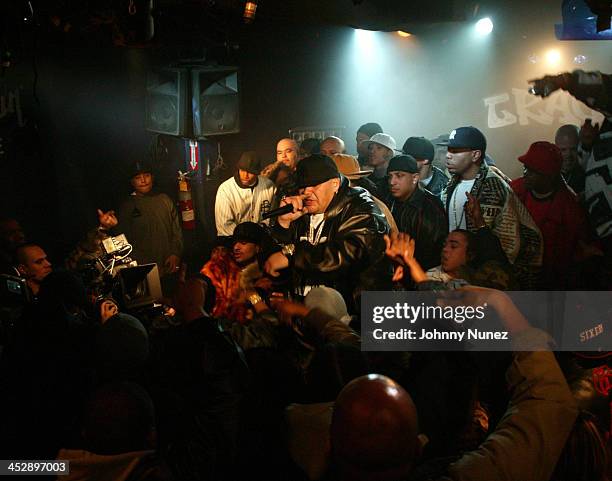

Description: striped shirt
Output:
[215,175,276,236]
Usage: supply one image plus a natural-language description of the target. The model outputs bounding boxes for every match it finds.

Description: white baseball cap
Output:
[361,133,398,152]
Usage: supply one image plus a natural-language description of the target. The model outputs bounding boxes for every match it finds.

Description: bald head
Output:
[320,136,346,157]
[16,243,52,295]
[276,138,299,170]
[555,124,579,144]
[555,125,579,174]
[331,374,420,481]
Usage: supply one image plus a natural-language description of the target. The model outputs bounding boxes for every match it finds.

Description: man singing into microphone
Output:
[264,154,392,313]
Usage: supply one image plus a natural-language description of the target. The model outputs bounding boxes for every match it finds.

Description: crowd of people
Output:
[0,70,610,480]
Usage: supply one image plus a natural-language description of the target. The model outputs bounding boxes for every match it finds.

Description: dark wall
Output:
[1,0,611,263]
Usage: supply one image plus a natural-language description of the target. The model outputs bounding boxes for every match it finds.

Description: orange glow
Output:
[243,2,257,23]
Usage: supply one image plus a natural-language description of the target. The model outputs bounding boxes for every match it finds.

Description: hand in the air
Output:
[97,209,118,230]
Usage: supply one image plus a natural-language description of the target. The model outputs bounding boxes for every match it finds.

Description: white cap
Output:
[361,133,398,152]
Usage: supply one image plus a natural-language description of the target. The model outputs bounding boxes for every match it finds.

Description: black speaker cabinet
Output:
[192,66,240,136]
[145,68,187,136]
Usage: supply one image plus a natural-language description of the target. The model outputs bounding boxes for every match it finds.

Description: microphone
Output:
[262,203,294,220]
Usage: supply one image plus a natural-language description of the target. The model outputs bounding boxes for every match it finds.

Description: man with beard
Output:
[261,138,300,181]
[232,222,265,269]
[215,151,276,237]
[386,155,447,270]
[264,154,391,312]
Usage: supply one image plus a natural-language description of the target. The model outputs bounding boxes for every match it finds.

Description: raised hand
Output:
[384,232,416,267]
[97,209,118,230]
[579,119,600,149]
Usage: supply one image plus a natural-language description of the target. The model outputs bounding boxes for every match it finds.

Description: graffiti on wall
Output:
[484,88,602,129]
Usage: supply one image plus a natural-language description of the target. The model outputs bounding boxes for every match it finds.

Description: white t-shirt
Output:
[299,213,327,297]
[448,179,475,231]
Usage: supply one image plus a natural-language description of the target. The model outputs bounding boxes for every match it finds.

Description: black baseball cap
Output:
[296,154,340,188]
[130,160,153,178]
[232,222,265,244]
[237,151,261,175]
[438,126,487,152]
[387,155,419,174]
[402,137,434,162]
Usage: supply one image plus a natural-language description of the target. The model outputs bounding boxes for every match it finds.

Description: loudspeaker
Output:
[192,67,240,136]
[145,68,187,136]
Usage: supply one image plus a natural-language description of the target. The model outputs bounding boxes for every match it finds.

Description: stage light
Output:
[243,1,257,23]
[573,54,587,64]
[396,30,412,38]
[354,29,376,55]
[475,17,493,35]
[545,49,561,65]
[354,29,374,40]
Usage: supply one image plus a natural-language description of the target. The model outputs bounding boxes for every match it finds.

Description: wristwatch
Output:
[281,243,295,257]
[248,292,264,306]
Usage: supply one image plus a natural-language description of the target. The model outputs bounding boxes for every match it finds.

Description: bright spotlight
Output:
[396,30,412,38]
[354,29,374,40]
[475,17,493,35]
[545,49,561,65]
[354,29,376,55]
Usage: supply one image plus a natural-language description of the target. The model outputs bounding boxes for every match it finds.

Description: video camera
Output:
[80,233,163,315]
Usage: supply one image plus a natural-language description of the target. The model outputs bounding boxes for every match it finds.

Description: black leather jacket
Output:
[387,187,448,270]
[272,176,392,312]
[421,166,449,197]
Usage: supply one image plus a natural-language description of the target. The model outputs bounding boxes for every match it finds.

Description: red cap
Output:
[518,141,563,175]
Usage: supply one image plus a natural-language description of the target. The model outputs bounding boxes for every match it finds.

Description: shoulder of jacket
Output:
[346,186,379,211]
[156,192,174,204]
[218,176,235,189]
[481,173,510,193]
[258,175,275,187]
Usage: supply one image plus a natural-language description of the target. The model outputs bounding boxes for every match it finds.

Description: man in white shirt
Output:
[215,151,276,238]
[440,126,543,288]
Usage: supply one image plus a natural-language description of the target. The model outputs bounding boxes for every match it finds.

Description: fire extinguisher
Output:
[178,171,196,230]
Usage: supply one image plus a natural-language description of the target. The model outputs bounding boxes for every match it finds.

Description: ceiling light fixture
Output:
[243,1,257,24]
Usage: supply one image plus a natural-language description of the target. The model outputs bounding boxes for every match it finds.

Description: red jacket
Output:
[511,177,589,288]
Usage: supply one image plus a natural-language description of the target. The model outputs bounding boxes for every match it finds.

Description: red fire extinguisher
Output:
[178,171,196,230]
